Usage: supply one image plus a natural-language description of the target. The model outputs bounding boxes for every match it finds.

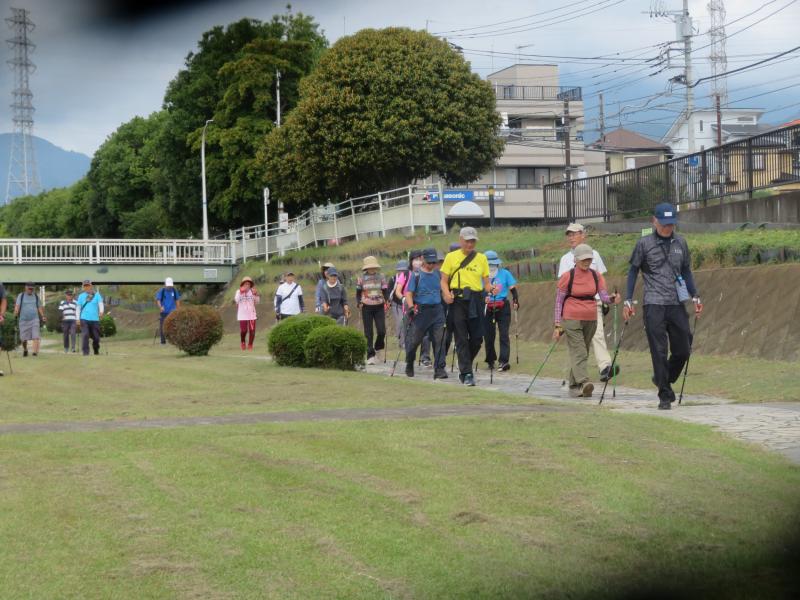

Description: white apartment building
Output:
[661,108,770,156]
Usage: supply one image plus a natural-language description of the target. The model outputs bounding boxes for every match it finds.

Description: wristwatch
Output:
[692,297,701,304]
[624,300,633,308]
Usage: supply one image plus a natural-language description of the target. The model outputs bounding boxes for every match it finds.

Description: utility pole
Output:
[201,119,213,241]
[708,0,728,106]
[275,70,281,127]
[599,93,605,140]
[715,93,724,185]
[682,0,695,154]
[563,97,573,222]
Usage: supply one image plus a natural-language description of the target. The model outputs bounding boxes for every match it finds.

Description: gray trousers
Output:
[62,320,77,351]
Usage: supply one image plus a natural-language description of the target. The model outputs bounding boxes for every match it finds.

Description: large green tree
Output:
[158,11,326,234]
[263,28,505,210]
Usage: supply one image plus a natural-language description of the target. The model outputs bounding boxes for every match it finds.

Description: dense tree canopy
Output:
[263,27,504,210]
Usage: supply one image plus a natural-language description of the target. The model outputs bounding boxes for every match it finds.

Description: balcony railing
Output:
[493,85,582,102]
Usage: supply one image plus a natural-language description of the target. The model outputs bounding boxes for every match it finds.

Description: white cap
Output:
[165,277,174,286]
[565,222,585,233]
[573,244,594,261]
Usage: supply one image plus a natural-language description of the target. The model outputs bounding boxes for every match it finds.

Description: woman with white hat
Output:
[356,255,389,364]
[235,276,260,351]
[553,244,620,397]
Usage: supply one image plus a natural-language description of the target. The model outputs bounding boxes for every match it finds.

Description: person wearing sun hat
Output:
[388,259,410,349]
[482,250,519,372]
[554,244,620,398]
[356,255,389,364]
[235,275,260,351]
[320,267,350,325]
[624,202,703,410]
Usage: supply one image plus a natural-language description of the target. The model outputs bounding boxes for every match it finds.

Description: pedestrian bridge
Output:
[0,239,237,285]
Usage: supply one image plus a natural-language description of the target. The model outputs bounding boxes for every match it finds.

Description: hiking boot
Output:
[599,365,620,382]
[405,363,414,378]
[658,399,672,410]
[463,373,475,387]
[434,369,448,380]
[581,382,594,397]
[93,349,99,356]
[568,386,582,398]
[458,373,465,384]
[499,362,511,372]
[23,350,28,357]
[367,356,375,365]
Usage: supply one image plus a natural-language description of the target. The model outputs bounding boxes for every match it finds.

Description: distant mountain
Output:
[0,133,91,200]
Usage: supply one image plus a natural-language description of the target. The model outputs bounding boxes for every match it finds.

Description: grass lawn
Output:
[1,414,799,599]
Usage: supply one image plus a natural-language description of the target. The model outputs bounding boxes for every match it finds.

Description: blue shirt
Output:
[77,290,103,322]
[407,270,442,305]
[489,268,517,300]
[155,287,181,314]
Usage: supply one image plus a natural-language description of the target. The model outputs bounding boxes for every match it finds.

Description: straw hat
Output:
[240,276,254,286]
[361,256,381,270]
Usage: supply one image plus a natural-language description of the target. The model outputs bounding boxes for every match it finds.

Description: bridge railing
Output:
[0,239,235,265]
[216,185,447,261]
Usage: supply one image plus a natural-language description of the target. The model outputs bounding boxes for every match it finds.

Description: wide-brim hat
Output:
[573,244,594,262]
[361,256,381,270]
[323,262,335,269]
[240,276,254,285]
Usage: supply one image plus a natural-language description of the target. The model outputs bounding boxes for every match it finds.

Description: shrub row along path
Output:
[2,351,798,464]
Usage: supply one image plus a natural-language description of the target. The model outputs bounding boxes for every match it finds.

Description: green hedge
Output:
[164,305,223,356]
[0,313,20,352]
[268,313,335,367]
[304,324,367,371]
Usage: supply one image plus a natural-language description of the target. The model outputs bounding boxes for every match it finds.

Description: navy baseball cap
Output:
[654,203,678,225]
[422,248,438,263]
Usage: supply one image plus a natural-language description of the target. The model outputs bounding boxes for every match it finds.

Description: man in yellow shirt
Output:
[440,227,498,386]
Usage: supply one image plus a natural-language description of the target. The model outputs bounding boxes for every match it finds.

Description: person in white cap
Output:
[155,277,182,345]
[554,244,620,398]
[557,222,617,382]
[274,271,304,320]
[440,226,497,387]
[356,255,389,364]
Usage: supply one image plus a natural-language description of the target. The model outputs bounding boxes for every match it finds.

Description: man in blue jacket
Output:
[155,277,182,344]
[623,203,704,410]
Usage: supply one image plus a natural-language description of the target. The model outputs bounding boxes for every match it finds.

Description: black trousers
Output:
[483,302,511,365]
[361,304,386,358]
[81,319,101,355]
[643,304,691,403]
[450,297,485,376]
[405,304,445,370]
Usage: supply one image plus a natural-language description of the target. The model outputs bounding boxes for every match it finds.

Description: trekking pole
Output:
[6,350,12,375]
[525,335,561,394]
[430,305,449,380]
[489,304,496,385]
[599,319,630,405]
[390,313,414,377]
[612,289,618,399]
[450,343,456,373]
[678,315,699,405]
[514,307,520,365]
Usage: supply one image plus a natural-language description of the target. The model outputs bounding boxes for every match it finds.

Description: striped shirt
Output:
[58,299,78,321]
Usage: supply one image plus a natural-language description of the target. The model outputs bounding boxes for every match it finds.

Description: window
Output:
[534,168,550,185]
[699,119,704,132]
[625,157,636,170]
[519,168,536,187]
[505,168,518,187]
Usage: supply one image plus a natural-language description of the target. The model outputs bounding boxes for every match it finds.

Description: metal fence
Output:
[493,85,582,102]
[543,123,800,223]
[213,185,447,262]
[0,239,235,265]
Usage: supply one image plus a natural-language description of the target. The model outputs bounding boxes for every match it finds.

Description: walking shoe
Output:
[463,373,475,387]
[64,348,69,354]
[32,353,38,357]
[367,356,376,365]
[405,363,414,378]
[421,358,432,368]
[499,362,511,372]
[247,344,254,351]
[434,369,448,380]
[568,386,582,398]
[23,350,28,357]
[658,399,672,410]
[581,383,594,397]
[458,373,465,384]
[599,365,620,382]
[93,349,99,355]
[241,342,246,351]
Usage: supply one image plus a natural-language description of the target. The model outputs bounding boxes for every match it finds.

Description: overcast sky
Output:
[1,0,798,156]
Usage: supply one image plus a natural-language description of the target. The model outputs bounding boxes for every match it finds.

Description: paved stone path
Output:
[366,362,800,464]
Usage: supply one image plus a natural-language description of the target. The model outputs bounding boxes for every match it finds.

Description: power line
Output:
[692,44,800,87]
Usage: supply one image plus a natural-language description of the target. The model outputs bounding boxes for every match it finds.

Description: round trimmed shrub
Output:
[304,324,367,371]
[163,305,223,356]
[0,313,20,352]
[268,313,335,367]
[99,314,117,338]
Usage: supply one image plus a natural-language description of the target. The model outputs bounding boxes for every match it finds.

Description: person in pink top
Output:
[234,276,260,351]
[554,244,620,398]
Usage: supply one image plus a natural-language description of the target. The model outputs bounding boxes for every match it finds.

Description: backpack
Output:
[16,292,40,309]
[561,268,599,317]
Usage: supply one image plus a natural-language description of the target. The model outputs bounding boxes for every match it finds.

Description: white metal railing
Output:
[0,239,235,265]
[212,185,447,262]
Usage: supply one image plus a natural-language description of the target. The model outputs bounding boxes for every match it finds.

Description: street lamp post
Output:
[263,187,270,262]
[201,119,214,241]
[488,185,496,228]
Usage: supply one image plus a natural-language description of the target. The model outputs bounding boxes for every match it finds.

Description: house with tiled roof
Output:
[589,127,670,172]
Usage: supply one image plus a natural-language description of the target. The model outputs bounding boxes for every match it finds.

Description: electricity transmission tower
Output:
[5,7,41,204]
[708,0,728,106]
